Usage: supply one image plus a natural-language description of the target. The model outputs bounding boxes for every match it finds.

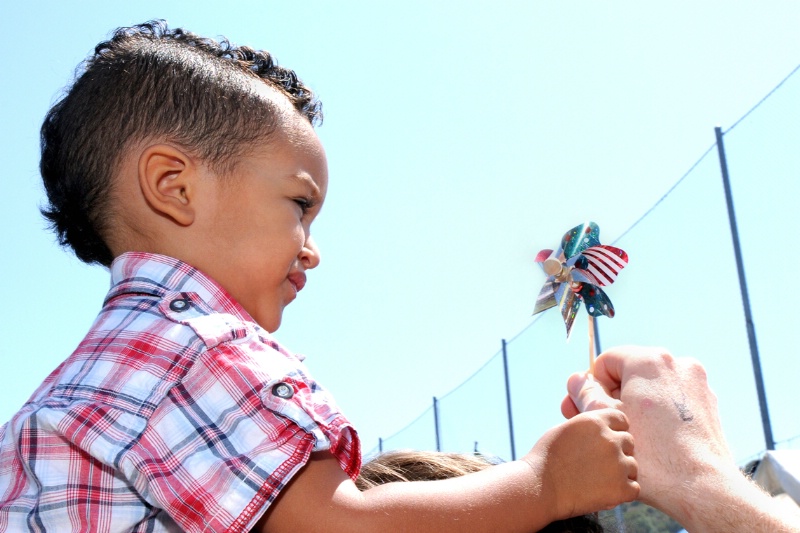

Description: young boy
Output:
[0,21,638,532]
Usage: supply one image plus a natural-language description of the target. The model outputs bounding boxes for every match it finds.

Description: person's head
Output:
[40,20,327,331]
[356,450,498,490]
[357,450,606,533]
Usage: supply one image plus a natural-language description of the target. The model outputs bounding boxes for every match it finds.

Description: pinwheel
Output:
[533,222,628,371]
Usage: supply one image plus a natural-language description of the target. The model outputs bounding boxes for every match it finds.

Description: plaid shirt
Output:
[0,253,360,532]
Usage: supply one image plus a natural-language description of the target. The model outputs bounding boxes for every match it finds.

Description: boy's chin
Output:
[251,301,291,333]
[258,312,282,334]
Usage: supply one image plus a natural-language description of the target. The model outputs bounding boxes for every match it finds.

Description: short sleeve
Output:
[120,335,359,533]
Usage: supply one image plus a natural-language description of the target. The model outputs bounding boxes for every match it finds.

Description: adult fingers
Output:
[593,345,675,395]
[567,372,619,413]
[561,395,580,419]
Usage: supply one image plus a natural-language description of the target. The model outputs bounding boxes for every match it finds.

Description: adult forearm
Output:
[655,465,800,533]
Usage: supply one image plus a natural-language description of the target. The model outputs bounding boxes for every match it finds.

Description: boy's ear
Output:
[138,145,198,226]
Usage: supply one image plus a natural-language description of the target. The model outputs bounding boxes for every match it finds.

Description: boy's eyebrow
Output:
[288,173,322,199]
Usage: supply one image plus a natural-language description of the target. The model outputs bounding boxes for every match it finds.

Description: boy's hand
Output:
[524,408,639,520]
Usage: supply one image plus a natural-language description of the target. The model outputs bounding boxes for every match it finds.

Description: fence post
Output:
[501,339,517,460]
[433,396,441,452]
[714,126,775,451]
[592,316,602,355]
[593,319,626,531]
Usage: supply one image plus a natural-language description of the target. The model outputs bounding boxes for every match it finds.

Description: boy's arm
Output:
[257,408,639,533]
[563,346,800,533]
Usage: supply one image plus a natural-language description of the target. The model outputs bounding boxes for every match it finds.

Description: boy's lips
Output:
[287,271,306,294]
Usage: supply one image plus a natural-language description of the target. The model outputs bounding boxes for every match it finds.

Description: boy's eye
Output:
[293,198,314,214]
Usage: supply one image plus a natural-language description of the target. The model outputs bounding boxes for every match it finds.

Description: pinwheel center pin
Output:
[543,257,567,279]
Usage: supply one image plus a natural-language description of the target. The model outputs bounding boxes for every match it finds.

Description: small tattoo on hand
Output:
[673,398,694,422]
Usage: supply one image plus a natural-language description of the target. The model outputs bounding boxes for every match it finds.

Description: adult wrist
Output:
[672,462,797,533]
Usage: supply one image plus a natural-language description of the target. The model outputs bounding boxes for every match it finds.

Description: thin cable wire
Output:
[612,143,716,246]
[724,62,800,134]
[505,310,546,345]
[777,432,800,448]
[439,348,503,401]
[381,405,434,444]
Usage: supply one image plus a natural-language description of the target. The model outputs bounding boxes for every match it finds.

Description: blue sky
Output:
[2,1,799,464]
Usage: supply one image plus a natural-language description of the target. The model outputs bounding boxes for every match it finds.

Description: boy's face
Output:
[197,109,328,332]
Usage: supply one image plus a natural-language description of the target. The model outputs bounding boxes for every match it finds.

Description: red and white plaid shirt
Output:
[0,252,360,532]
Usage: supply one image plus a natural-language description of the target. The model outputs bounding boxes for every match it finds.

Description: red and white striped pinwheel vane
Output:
[533,222,628,341]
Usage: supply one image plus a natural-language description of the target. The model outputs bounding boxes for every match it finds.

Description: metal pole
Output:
[714,126,775,451]
[592,316,627,533]
[615,506,626,533]
[378,437,383,453]
[433,396,441,452]
[501,339,517,460]
[592,316,602,355]
[595,319,626,532]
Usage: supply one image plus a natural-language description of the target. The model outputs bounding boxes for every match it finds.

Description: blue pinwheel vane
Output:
[533,222,628,349]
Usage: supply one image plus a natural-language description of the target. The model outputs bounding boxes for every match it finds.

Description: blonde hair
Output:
[356,450,606,533]
[356,450,495,490]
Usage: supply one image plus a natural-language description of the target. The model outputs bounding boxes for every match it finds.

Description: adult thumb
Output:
[568,372,619,413]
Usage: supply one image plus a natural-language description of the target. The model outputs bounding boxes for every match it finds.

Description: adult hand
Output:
[561,346,800,532]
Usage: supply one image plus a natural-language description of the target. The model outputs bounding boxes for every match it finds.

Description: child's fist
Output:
[525,408,639,520]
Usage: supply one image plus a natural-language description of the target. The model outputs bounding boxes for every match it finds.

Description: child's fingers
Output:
[626,478,641,500]
[590,407,630,433]
[626,452,638,479]
[621,430,635,457]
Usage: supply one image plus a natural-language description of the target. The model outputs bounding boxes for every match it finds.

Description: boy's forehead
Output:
[245,90,328,191]
[248,79,322,145]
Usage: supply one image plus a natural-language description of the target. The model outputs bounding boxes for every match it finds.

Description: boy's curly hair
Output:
[40,20,322,266]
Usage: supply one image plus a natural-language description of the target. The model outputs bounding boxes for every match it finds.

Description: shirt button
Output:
[169,298,191,312]
[272,382,294,399]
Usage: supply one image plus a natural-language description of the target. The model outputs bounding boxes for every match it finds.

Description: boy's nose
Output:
[299,236,321,269]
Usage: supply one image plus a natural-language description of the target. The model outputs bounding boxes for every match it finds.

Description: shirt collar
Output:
[105,252,252,321]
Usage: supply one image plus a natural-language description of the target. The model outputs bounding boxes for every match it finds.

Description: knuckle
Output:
[656,349,675,367]
[575,411,606,434]
[683,356,708,380]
